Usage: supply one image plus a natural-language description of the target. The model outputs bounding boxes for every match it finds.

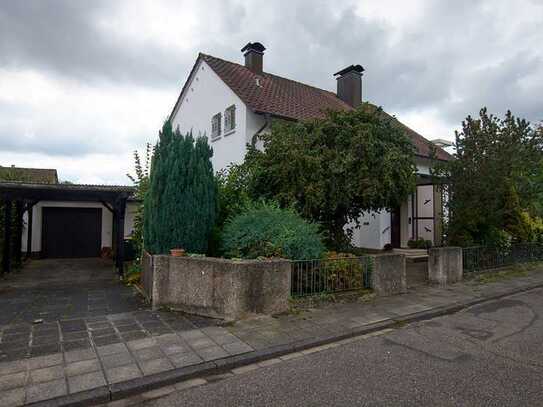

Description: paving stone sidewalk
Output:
[2,268,543,406]
[0,316,252,406]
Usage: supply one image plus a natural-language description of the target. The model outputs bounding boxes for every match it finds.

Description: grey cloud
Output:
[0,0,542,168]
[444,51,543,126]
[243,0,543,129]
[0,0,192,86]
[0,100,137,157]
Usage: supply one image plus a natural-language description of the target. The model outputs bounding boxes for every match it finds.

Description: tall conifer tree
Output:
[144,121,216,254]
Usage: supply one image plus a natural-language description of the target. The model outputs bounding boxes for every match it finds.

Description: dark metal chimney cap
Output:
[241,42,266,54]
[334,64,364,76]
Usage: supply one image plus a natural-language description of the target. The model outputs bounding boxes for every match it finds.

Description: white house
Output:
[169,42,451,250]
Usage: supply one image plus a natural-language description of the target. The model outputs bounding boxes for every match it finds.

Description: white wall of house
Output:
[350,210,391,250]
[21,201,138,253]
[246,109,267,149]
[170,59,255,172]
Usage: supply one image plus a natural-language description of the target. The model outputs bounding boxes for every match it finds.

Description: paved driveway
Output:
[0,259,221,364]
[0,259,246,405]
[0,258,143,326]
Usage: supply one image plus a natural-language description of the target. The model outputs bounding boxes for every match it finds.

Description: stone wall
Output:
[371,254,407,296]
[145,255,291,321]
[142,251,154,300]
[428,247,463,286]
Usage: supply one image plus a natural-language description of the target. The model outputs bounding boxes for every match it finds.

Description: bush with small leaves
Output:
[222,202,325,260]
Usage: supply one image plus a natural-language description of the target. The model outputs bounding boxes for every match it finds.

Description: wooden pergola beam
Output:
[114,197,127,277]
[14,201,23,266]
[2,200,12,275]
[26,203,34,259]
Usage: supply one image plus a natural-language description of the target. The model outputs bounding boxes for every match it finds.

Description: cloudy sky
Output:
[1,0,542,184]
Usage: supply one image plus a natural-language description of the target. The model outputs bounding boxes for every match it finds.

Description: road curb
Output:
[30,281,543,406]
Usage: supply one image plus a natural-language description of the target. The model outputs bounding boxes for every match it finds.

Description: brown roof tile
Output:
[178,53,452,161]
[201,54,352,121]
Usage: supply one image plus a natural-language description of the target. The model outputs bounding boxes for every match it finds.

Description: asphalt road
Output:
[143,287,543,406]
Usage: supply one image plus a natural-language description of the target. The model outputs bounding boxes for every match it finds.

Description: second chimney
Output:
[241,42,266,75]
[334,65,364,107]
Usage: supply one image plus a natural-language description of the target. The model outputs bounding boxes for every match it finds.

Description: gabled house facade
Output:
[169,42,451,250]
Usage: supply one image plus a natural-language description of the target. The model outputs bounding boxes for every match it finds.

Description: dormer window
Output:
[211,112,222,139]
[224,105,236,133]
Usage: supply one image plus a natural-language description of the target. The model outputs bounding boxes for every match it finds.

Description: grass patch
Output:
[289,289,375,313]
[123,261,142,286]
[468,261,543,284]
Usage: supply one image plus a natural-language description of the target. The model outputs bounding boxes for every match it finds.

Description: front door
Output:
[390,207,401,248]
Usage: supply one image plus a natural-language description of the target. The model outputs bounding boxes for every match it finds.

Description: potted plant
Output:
[170,248,186,257]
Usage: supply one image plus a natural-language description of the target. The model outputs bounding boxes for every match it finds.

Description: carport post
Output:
[2,200,12,275]
[26,204,33,259]
[114,198,126,277]
[14,201,23,266]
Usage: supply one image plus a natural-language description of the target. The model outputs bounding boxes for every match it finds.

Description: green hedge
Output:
[407,238,432,249]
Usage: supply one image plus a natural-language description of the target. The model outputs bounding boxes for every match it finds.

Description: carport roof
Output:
[0,181,136,202]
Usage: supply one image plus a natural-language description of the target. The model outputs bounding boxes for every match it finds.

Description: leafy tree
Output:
[215,164,253,227]
[435,109,543,246]
[127,142,153,258]
[534,123,543,218]
[208,164,254,256]
[144,121,217,254]
[243,104,417,249]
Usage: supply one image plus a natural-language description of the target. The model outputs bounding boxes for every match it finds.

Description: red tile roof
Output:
[175,53,452,161]
[201,54,353,121]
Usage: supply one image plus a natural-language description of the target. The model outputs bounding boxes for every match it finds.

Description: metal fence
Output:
[462,243,543,273]
[290,256,373,297]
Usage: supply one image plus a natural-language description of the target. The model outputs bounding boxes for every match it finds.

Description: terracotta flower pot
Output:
[170,248,186,257]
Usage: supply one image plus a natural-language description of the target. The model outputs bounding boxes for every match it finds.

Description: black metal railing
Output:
[290,256,373,297]
[463,243,543,273]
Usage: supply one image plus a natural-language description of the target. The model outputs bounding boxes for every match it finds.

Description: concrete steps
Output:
[393,248,429,261]
[393,249,429,288]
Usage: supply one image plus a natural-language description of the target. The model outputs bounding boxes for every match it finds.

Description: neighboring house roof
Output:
[0,166,58,184]
[172,53,452,161]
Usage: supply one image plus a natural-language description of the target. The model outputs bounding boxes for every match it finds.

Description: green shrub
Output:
[483,228,512,250]
[323,252,370,291]
[221,202,325,260]
[407,238,432,249]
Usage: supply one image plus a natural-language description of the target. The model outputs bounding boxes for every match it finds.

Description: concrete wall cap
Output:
[167,256,290,264]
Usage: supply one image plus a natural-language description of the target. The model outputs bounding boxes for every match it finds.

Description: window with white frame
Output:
[211,112,222,139]
[224,105,236,133]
